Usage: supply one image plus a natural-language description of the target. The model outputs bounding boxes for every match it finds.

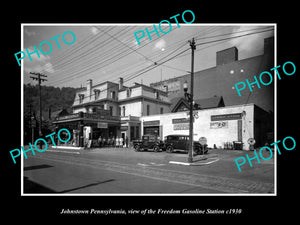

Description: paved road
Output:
[23,147,274,194]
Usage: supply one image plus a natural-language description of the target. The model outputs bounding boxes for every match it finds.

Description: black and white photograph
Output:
[4,4,298,221]
[21,24,275,195]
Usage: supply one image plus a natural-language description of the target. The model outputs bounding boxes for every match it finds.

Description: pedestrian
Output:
[125,136,129,148]
[98,136,102,147]
[102,137,106,147]
[111,136,115,147]
[107,137,111,147]
[120,136,123,148]
[116,136,120,148]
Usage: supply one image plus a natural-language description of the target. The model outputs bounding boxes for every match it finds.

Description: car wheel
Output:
[153,145,160,152]
[134,144,140,152]
[166,146,173,153]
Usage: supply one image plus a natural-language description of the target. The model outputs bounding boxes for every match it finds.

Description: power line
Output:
[61,46,191,104]
[46,26,274,87]
[194,26,273,41]
[195,28,274,47]
[47,26,213,86]
[47,27,180,86]
[51,27,275,103]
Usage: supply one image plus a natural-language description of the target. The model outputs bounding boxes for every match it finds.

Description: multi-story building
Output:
[150,37,274,112]
[53,78,171,147]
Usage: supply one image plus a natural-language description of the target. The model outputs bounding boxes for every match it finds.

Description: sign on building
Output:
[210,121,228,129]
[173,123,189,130]
[172,117,189,130]
[211,113,242,121]
[97,122,108,128]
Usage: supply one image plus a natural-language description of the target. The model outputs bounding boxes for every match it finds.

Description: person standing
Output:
[125,136,129,148]
[102,137,106,147]
[111,136,115,147]
[120,136,123,148]
[116,136,120,148]
[98,136,102,147]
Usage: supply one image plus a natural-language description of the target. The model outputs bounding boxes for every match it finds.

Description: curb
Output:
[169,155,219,166]
[51,146,84,150]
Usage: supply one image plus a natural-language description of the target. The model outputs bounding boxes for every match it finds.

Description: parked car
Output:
[133,135,164,152]
[164,134,208,155]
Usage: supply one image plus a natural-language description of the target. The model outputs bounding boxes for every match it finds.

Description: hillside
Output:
[24,83,79,119]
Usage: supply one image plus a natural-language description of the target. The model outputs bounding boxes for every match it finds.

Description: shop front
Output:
[141,103,273,150]
[52,111,120,148]
[120,115,141,146]
[143,120,160,136]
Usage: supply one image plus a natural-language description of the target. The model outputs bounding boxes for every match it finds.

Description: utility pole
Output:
[29,72,47,142]
[188,38,196,163]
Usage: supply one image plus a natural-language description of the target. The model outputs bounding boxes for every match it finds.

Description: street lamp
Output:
[183,81,192,100]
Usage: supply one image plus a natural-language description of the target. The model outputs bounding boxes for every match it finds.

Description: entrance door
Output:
[237,120,242,142]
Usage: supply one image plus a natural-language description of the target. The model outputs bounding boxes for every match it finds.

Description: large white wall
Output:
[141,104,254,150]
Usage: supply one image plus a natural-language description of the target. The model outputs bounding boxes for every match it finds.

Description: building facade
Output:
[52,37,274,150]
[53,78,171,147]
[141,103,273,150]
[150,37,274,113]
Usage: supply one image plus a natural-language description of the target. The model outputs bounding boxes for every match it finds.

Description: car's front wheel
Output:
[134,144,140,152]
[153,145,160,152]
[166,145,173,153]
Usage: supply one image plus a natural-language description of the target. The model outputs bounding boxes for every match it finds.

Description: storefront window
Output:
[130,126,134,141]
[136,126,140,139]
[144,126,159,136]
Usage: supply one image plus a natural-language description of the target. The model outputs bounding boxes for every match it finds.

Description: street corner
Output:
[168,153,220,166]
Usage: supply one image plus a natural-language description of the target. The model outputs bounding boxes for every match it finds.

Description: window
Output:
[167,136,178,141]
[126,88,131,97]
[122,106,126,116]
[119,107,121,116]
[160,107,163,114]
[149,136,156,141]
[109,106,113,116]
[78,94,84,104]
[130,126,134,141]
[147,105,150,116]
[111,91,116,99]
[94,89,100,100]
[155,91,159,99]
[136,126,139,139]
[142,136,149,141]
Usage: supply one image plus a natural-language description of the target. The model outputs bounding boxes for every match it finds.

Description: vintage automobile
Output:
[164,134,208,155]
[133,135,164,152]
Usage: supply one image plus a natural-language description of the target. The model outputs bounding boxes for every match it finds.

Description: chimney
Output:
[119,77,124,90]
[86,79,92,99]
[216,47,238,66]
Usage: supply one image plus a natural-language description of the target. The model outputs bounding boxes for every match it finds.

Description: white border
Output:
[21,23,277,196]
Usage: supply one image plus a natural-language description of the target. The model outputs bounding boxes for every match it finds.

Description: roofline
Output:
[142,103,258,118]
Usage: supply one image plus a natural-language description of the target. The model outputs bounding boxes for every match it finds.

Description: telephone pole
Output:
[188,38,196,163]
[29,72,47,139]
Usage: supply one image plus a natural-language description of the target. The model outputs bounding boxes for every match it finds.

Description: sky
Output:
[22,24,274,89]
